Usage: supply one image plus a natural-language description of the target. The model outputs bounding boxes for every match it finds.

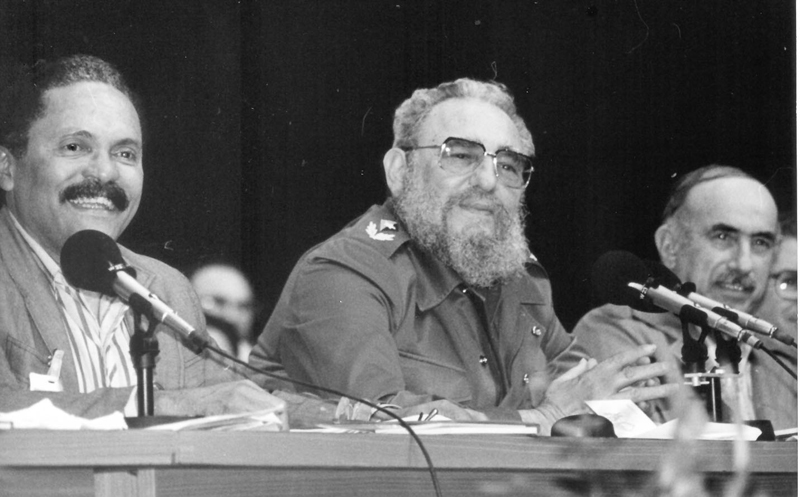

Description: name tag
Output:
[29,349,64,392]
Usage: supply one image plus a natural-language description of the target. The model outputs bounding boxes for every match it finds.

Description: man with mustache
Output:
[571,165,794,428]
[250,78,677,432]
[0,54,294,420]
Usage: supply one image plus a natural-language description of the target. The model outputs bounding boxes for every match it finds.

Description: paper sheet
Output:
[0,399,126,430]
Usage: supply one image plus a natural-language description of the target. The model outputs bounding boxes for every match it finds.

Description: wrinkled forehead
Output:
[681,177,779,234]
[418,98,526,153]
[32,82,143,149]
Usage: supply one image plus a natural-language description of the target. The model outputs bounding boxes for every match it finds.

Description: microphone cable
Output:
[191,336,444,497]
[757,345,797,380]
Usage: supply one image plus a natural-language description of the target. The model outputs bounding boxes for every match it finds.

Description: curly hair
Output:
[391,78,534,156]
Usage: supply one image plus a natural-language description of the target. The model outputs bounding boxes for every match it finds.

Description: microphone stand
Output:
[679,307,724,422]
[129,294,160,417]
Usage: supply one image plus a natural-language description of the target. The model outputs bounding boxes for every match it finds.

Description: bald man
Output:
[572,165,795,430]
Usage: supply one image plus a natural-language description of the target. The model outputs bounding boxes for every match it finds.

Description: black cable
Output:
[192,336,444,497]
[757,346,798,380]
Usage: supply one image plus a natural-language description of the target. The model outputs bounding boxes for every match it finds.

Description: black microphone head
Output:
[591,250,666,313]
[60,230,135,295]
[642,259,683,291]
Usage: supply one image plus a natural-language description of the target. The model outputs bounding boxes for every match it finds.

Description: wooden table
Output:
[1,430,796,496]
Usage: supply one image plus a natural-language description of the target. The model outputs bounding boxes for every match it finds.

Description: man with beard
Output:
[571,165,793,428]
[250,79,677,432]
[0,54,302,420]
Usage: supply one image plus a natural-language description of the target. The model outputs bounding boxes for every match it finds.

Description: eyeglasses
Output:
[403,137,534,189]
[770,270,797,301]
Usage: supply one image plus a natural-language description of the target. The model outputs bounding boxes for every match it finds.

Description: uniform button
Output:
[523,373,530,385]
[479,355,488,366]
[531,326,543,336]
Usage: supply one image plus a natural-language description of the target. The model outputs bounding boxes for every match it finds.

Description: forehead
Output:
[682,177,778,234]
[418,98,524,152]
[32,81,141,142]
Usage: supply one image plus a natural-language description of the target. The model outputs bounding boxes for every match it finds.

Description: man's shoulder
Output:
[118,245,191,291]
[573,303,680,338]
[306,203,411,268]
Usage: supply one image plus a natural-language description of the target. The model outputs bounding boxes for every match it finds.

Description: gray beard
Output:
[392,165,531,288]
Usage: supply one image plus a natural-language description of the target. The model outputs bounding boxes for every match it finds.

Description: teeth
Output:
[720,282,746,292]
[70,196,114,210]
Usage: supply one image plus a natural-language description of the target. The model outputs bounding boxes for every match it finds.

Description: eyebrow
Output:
[709,223,777,242]
[458,136,526,155]
[64,130,142,150]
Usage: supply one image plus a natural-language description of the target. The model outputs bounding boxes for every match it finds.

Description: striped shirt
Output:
[11,214,137,393]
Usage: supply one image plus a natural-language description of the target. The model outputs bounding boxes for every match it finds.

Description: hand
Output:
[620,354,664,413]
[153,379,284,416]
[541,344,679,418]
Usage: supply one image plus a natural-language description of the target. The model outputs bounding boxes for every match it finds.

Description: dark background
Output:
[1,0,795,331]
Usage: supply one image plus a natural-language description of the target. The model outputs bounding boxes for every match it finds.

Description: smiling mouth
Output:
[715,281,754,295]
[69,196,117,211]
[60,179,129,211]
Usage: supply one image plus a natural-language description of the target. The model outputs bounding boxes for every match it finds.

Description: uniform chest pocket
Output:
[398,350,472,404]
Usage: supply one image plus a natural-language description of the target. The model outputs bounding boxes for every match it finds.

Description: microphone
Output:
[591,250,666,313]
[61,230,209,349]
[640,260,794,347]
[627,282,762,349]
[592,250,762,349]
[683,290,790,346]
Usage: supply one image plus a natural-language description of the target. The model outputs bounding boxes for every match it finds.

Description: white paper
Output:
[0,399,126,430]
[585,399,763,440]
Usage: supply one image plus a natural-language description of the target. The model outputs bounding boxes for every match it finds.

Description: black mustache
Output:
[60,179,129,211]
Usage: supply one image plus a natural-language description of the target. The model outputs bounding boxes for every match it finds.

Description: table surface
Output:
[1,430,797,497]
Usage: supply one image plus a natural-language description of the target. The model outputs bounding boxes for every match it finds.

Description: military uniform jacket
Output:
[250,202,578,419]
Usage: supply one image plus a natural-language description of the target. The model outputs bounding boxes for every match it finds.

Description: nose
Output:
[470,154,499,192]
[729,238,755,274]
[84,150,120,182]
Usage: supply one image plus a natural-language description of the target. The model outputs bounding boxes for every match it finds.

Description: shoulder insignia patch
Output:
[379,219,397,232]
[366,221,396,241]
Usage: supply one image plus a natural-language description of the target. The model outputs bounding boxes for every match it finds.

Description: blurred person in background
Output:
[190,261,259,362]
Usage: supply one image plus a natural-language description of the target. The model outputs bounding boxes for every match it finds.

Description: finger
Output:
[610,383,680,403]
[553,358,590,384]
[613,361,673,390]
[599,344,658,372]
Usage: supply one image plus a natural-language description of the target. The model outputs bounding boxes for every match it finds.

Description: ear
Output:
[0,146,15,192]
[654,223,679,270]
[382,148,408,198]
